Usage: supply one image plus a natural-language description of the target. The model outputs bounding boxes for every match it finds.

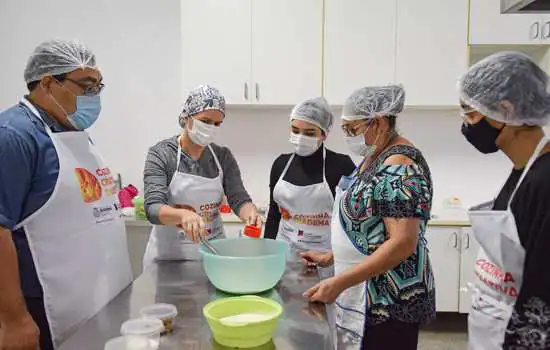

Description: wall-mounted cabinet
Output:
[181,0,550,107]
[323,0,397,105]
[469,0,550,45]
[181,0,322,106]
[324,0,468,106]
[395,0,469,106]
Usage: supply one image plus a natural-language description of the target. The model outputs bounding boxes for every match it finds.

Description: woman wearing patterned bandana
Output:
[142,85,261,267]
[302,85,436,350]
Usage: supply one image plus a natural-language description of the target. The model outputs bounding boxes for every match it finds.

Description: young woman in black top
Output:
[264,97,355,279]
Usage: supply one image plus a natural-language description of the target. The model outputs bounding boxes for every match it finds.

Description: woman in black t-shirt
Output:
[264,97,355,270]
[459,51,550,350]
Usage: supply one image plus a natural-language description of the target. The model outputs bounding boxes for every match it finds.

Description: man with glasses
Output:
[0,39,132,350]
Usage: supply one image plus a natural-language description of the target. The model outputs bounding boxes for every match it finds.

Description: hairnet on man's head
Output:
[459,51,550,126]
[290,97,334,133]
[342,85,405,121]
[179,85,226,127]
[24,39,97,84]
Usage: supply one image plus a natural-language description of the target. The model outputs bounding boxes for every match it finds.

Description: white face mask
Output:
[345,135,376,157]
[187,118,220,146]
[344,121,378,157]
[290,133,321,156]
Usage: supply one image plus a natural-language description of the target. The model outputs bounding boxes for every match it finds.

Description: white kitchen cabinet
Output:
[324,0,397,104]
[541,15,550,43]
[181,0,322,106]
[181,0,251,104]
[395,0,468,106]
[251,0,322,105]
[470,0,542,45]
[425,227,461,312]
[459,227,481,313]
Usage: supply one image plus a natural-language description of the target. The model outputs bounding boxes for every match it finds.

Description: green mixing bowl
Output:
[203,295,283,348]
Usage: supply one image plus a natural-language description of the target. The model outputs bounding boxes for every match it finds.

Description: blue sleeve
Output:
[0,127,35,230]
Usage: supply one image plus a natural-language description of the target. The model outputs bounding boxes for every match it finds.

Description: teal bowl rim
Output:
[200,238,289,261]
[203,295,284,328]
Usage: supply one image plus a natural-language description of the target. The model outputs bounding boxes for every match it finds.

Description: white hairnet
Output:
[290,97,334,133]
[24,39,98,83]
[341,85,405,121]
[458,51,550,126]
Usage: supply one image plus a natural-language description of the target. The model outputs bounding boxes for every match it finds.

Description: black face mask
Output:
[461,118,503,154]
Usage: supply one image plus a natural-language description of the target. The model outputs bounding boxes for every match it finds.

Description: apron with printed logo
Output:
[273,145,335,280]
[16,98,133,347]
[467,136,549,350]
[142,139,225,268]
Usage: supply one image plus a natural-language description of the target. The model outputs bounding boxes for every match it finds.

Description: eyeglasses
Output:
[341,120,372,137]
[64,78,105,96]
[460,106,477,124]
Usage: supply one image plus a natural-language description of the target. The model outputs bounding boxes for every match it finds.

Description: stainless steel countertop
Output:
[59,261,333,350]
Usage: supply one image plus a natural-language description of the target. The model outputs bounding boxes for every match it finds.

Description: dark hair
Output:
[26,73,68,91]
[387,115,397,131]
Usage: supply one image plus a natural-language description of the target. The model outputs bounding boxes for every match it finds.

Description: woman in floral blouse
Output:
[302,85,435,350]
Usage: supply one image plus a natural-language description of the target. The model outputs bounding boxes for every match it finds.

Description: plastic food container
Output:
[199,238,289,294]
[203,295,283,348]
[119,318,163,350]
[132,197,146,219]
[140,303,178,334]
[105,335,159,350]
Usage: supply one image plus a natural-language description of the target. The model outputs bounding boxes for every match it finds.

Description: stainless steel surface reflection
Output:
[59,261,333,350]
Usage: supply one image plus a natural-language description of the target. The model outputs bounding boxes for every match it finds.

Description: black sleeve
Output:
[325,151,357,196]
[341,155,357,176]
[503,161,550,347]
[264,155,286,239]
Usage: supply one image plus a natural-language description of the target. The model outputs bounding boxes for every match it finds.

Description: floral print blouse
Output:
[340,144,436,326]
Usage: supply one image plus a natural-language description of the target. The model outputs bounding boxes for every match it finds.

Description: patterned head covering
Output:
[179,85,226,126]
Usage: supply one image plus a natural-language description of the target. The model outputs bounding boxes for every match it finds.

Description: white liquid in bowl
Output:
[219,313,275,326]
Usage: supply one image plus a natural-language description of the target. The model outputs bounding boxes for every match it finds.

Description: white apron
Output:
[273,145,334,280]
[467,136,549,350]
[331,171,368,350]
[142,140,225,268]
[15,98,133,347]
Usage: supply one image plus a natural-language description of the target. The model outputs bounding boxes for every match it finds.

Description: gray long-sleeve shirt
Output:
[143,136,252,224]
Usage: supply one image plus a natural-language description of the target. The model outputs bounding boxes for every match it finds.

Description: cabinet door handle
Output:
[255,83,260,101]
[530,21,540,40]
[244,83,248,100]
[450,232,458,248]
[545,22,550,39]
[464,233,470,249]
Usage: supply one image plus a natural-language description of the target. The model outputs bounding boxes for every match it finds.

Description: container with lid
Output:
[120,318,163,350]
[105,335,159,350]
[140,303,178,334]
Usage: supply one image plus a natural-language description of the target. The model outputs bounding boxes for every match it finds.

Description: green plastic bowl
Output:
[203,296,283,348]
[199,238,289,294]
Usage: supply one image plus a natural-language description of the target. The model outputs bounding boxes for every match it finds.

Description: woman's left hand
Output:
[303,276,347,304]
[246,212,263,227]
